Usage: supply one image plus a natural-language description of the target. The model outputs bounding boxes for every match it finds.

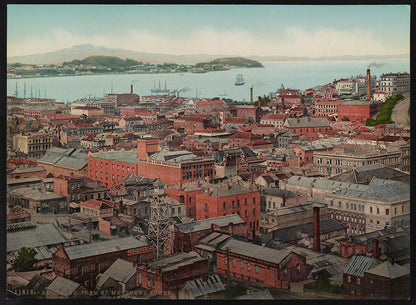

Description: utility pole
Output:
[226,247,230,288]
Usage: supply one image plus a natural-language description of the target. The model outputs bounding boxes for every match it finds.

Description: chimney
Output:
[372,239,379,260]
[367,69,371,101]
[131,84,133,95]
[250,87,253,104]
[258,96,261,108]
[313,206,320,252]
[206,187,210,195]
[281,98,285,113]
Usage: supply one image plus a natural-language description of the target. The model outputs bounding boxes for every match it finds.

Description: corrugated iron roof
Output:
[64,237,148,260]
[46,276,81,297]
[96,259,136,289]
[343,255,377,277]
[366,260,409,279]
[185,275,225,298]
[176,214,244,233]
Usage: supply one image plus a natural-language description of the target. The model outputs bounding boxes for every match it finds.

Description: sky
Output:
[7,4,411,58]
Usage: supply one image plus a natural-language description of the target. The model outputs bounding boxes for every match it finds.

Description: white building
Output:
[378,72,410,97]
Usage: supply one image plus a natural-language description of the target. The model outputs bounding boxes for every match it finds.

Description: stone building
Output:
[378,72,410,97]
[12,131,54,159]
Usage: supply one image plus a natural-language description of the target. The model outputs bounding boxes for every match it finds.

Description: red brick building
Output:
[54,174,110,202]
[229,106,266,123]
[293,144,334,166]
[338,101,380,122]
[195,182,260,239]
[7,166,47,179]
[52,237,154,289]
[136,252,209,295]
[167,214,247,254]
[166,180,208,218]
[137,138,215,186]
[315,99,344,118]
[217,238,306,289]
[227,131,262,148]
[88,151,138,188]
[196,99,226,113]
[260,114,287,129]
[23,108,62,120]
[173,115,209,135]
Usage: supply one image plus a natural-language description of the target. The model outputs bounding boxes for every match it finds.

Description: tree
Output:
[13,247,37,271]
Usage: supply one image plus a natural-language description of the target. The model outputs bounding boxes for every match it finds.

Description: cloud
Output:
[8,26,408,58]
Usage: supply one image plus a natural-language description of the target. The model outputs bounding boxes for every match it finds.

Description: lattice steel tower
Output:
[147,178,170,259]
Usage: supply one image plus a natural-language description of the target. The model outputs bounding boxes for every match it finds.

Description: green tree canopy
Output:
[13,247,37,272]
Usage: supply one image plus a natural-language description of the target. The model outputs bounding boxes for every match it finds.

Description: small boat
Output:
[151,80,170,93]
[235,74,245,86]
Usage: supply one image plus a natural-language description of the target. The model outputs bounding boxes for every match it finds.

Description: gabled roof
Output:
[80,199,113,210]
[220,238,291,265]
[365,260,409,279]
[91,151,138,164]
[46,276,81,297]
[96,259,136,288]
[284,117,330,128]
[343,255,378,277]
[184,275,225,298]
[228,131,261,140]
[64,237,148,260]
[38,148,88,170]
[176,214,244,233]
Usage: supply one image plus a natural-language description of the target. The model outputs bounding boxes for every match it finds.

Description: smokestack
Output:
[250,87,253,104]
[367,69,371,101]
[131,84,133,95]
[281,98,285,113]
[313,206,320,252]
[258,96,261,108]
[372,239,379,259]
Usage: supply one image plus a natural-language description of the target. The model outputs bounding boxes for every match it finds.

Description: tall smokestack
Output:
[313,206,320,252]
[131,84,133,95]
[258,96,261,108]
[367,69,371,101]
[281,98,285,113]
[250,87,253,104]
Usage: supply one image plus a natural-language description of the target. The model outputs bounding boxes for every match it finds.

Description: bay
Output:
[7,59,409,104]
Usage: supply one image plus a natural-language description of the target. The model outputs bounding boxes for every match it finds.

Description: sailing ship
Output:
[151,80,170,94]
[235,74,245,86]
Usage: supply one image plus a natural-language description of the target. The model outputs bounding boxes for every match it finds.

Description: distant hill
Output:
[204,57,263,68]
[7,44,233,65]
[63,56,142,69]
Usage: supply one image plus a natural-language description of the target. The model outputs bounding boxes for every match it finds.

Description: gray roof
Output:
[46,276,81,297]
[9,186,66,201]
[64,237,148,260]
[205,183,256,197]
[150,150,195,162]
[343,255,378,277]
[176,214,244,233]
[333,178,409,202]
[298,144,334,151]
[9,166,46,174]
[198,232,232,248]
[366,260,409,279]
[237,289,273,300]
[269,203,326,217]
[92,151,138,164]
[341,100,372,106]
[272,220,345,243]
[96,259,136,288]
[38,147,88,170]
[284,117,330,128]
[287,176,368,193]
[7,223,67,252]
[220,238,291,265]
[184,275,225,298]
[7,177,43,186]
[147,252,206,273]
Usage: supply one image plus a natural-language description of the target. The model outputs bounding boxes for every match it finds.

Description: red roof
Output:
[353,126,372,132]
[73,106,101,110]
[80,199,113,210]
[196,100,225,105]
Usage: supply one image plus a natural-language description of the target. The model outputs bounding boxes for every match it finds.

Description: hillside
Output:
[63,56,142,69]
[196,57,263,68]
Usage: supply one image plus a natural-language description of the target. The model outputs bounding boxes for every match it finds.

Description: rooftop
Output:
[183,275,225,298]
[38,147,87,170]
[9,186,66,201]
[7,223,67,252]
[146,252,205,273]
[149,150,196,162]
[343,255,378,277]
[366,260,409,279]
[271,219,345,243]
[220,238,291,265]
[96,259,136,288]
[46,276,81,297]
[284,117,330,128]
[92,151,138,164]
[202,183,258,198]
[176,214,244,233]
[64,237,148,260]
[9,166,46,174]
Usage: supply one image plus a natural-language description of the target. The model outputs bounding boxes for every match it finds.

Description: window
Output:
[296,263,301,271]
[284,268,287,276]
[386,209,389,215]
[357,278,360,285]
[247,263,251,271]
[95,263,100,273]
[253,198,256,205]
[232,259,236,266]
[253,208,256,216]
[232,201,235,208]
[369,278,374,284]
[370,207,373,213]
[78,266,83,276]
[377,207,379,214]
[255,266,259,273]
[241,261,244,269]
[225,257,228,264]
[245,210,248,217]
[223,202,226,210]
[204,203,208,211]
[245,198,247,206]
[348,275,351,283]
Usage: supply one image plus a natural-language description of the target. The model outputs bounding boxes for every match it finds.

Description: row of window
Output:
[89,160,134,173]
